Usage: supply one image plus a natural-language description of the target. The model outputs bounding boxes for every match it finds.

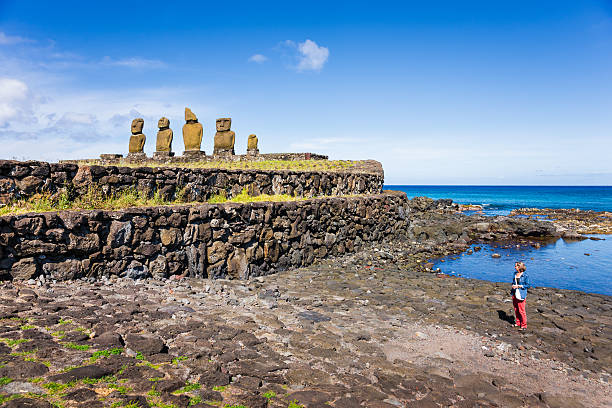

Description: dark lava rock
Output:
[3,399,53,408]
[49,365,113,383]
[154,379,184,393]
[118,365,164,381]
[0,343,11,354]
[0,360,49,379]
[92,331,124,348]
[125,333,167,355]
[115,395,150,407]
[288,390,332,405]
[65,387,99,401]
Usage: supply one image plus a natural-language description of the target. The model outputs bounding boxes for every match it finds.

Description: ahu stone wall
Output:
[0,191,409,281]
[0,160,384,205]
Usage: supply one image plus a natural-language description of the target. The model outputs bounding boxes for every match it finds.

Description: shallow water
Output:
[433,235,612,296]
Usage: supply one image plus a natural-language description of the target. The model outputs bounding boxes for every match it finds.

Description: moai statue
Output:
[154,117,174,158]
[213,117,235,156]
[182,108,204,156]
[128,118,146,159]
[247,134,259,156]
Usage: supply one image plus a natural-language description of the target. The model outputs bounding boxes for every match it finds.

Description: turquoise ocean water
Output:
[385,186,612,295]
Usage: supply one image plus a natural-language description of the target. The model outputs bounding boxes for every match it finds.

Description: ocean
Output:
[384,185,612,295]
[385,185,612,216]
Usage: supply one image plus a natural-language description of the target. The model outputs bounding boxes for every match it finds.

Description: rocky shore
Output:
[0,196,610,407]
[509,207,612,235]
[1,201,610,407]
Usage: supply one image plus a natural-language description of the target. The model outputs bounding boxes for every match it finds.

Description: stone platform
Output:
[61,152,330,167]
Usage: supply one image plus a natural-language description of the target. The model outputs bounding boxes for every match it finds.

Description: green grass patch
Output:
[0,173,366,216]
[75,327,93,336]
[24,356,50,367]
[43,380,76,394]
[20,324,36,330]
[89,347,123,362]
[0,338,29,347]
[171,355,188,365]
[263,390,277,400]
[212,385,227,392]
[111,402,141,408]
[58,318,72,325]
[288,400,305,408]
[81,374,117,385]
[51,330,66,339]
[107,383,132,394]
[147,385,161,397]
[10,349,36,357]
[0,376,12,386]
[75,159,357,173]
[62,342,90,351]
[172,381,200,394]
[188,396,202,406]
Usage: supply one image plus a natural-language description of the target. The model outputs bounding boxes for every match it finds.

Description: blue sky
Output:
[0,1,611,185]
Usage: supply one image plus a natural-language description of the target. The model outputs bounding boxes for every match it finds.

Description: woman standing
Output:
[512,262,530,330]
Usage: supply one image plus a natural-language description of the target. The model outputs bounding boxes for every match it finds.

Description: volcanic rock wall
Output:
[0,160,383,204]
[0,191,409,281]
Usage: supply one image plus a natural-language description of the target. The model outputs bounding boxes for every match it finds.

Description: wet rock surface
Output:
[510,207,612,235]
[0,241,610,407]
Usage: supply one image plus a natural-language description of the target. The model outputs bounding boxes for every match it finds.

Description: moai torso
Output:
[128,118,146,153]
[182,108,203,151]
[156,117,173,152]
[214,118,235,155]
[247,134,258,150]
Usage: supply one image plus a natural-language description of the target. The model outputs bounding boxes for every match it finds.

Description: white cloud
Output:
[101,56,166,69]
[248,54,268,63]
[0,78,37,127]
[0,32,31,45]
[296,39,329,72]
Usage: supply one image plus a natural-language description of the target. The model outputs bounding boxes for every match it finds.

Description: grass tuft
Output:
[89,347,123,362]
[62,342,90,351]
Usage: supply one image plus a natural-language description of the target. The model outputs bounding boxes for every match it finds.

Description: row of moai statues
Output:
[128,107,259,158]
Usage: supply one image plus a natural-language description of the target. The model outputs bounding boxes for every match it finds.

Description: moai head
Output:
[158,117,170,129]
[131,118,144,134]
[185,108,198,122]
[216,118,232,132]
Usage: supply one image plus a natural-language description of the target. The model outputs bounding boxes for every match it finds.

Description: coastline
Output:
[0,197,610,407]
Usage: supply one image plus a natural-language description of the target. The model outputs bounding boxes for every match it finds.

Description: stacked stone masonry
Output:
[0,192,410,281]
[0,160,383,205]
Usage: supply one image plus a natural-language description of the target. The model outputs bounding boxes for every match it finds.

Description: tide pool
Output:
[433,235,611,296]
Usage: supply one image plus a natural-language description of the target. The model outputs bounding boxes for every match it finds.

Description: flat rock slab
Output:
[48,365,113,382]
[298,311,331,322]
[0,381,45,395]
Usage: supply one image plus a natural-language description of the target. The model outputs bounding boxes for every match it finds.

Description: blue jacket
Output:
[512,273,530,300]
